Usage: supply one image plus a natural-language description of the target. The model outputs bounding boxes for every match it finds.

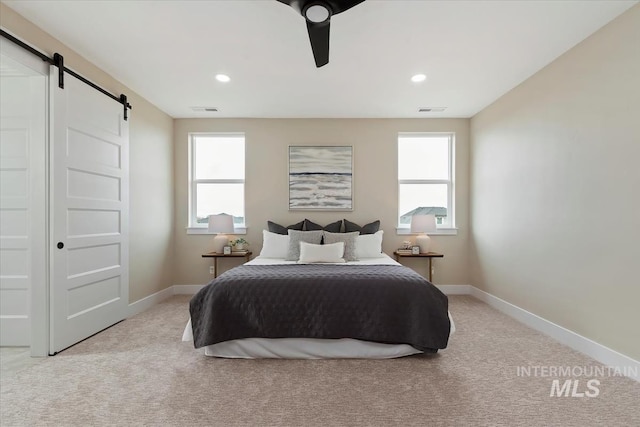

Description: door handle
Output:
[57,242,64,249]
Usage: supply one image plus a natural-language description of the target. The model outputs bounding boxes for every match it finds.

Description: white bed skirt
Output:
[182,314,455,359]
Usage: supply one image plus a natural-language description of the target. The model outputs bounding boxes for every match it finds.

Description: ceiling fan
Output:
[277,0,367,68]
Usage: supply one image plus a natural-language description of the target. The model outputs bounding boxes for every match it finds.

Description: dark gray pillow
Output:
[268,220,304,235]
[323,231,359,261]
[304,219,342,233]
[343,219,380,235]
[286,230,323,261]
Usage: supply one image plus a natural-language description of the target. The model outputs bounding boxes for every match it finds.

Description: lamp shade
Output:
[208,214,234,234]
[410,214,436,233]
[411,214,436,254]
[208,214,234,253]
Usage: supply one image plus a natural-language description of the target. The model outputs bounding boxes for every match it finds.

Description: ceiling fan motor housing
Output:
[303,3,332,23]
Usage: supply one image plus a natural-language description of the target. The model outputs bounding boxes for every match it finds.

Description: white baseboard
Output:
[170,284,471,296]
[127,286,174,317]
[437,284,472,295]
[470,287,639,383]
[128,285,203,316]
[128,282,639,382]
[172,284,205,295]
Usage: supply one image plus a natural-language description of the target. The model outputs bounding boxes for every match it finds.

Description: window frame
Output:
[187,132,246,234]
[397,132,457,236]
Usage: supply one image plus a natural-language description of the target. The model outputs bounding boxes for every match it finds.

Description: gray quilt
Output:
[189,264,450,352]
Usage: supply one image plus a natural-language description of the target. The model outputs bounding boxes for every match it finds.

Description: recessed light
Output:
[215,74,230,83]
[411,74,427,83]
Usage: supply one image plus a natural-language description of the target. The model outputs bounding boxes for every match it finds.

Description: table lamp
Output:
[410,214,436,254]
[208,214,234,253]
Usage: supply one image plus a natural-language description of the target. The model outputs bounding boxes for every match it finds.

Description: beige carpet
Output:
[1,295,638,427]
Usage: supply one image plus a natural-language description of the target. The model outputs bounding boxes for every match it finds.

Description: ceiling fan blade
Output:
[277,0,367,67]
[306,20,330,68]
[326,0,366,15]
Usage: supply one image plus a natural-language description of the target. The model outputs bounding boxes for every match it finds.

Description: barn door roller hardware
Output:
[1,29,132,120]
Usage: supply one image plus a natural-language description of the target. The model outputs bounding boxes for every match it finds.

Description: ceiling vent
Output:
[418,107,446,113]
[191,107,218,112]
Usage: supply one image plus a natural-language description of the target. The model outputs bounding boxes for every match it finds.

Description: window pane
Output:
[398,183,448,226]
[196,183,245,225]
[194,136,244,180]
[398,136,449,180]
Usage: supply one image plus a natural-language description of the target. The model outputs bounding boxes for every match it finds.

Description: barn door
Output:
[49,66,129,354]
[0,49,46,349]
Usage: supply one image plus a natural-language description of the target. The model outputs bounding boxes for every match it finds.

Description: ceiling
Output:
[2,0,636,119]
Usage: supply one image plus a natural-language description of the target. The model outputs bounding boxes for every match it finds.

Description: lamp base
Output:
[415,234,431,254]
[213,234,229,254]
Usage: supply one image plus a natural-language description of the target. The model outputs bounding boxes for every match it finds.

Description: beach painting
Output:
[289,146,353,210]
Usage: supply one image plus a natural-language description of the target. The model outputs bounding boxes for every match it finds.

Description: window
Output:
[189,133,245,230]
[398,133,454,230]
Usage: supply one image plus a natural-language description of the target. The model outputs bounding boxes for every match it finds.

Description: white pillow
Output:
[259,230,289,259]
[355,230,384,258]
[298,241,346,264]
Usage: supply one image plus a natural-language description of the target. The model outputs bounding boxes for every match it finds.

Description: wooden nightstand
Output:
[202,251,252,278]
[393,251,444,282]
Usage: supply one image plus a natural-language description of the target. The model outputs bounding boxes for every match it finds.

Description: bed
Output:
[182,227,454,359]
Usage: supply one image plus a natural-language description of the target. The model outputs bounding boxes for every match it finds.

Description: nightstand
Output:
[202,251,252,278]
[393,251,444,282]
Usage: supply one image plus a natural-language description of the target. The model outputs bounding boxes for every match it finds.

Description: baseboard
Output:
[172,284,205,295]
[128,285,204,316]
[171,284,471,296]
[171,284,475,296]
[127,286,174,317]
[470,287,640,383]
[437,284,472,295]
[128,282,639,382]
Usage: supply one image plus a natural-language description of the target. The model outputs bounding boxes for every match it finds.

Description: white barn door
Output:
[49,67,129,354]
[0,53,46,347]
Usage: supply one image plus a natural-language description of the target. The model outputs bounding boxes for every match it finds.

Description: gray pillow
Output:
[304,219,342,233]
[286,230,323,261]
[343,219,380,235]
[268,220,305,235]
[323,231,359,262]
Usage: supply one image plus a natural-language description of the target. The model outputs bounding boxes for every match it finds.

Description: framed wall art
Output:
[289,146,353,211]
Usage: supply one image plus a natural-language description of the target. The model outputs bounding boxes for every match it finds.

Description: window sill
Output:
[186,227,247,235]
[396,227,458,236]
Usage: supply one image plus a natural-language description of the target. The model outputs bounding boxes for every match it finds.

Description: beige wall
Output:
[1,3,175,303]
[174,119,470,285]
[470,5,640,360]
